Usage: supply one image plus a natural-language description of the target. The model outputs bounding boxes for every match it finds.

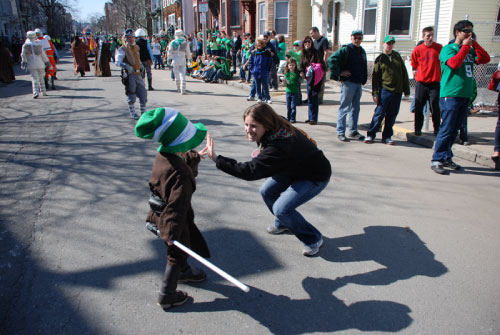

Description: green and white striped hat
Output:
[135,107,207,153]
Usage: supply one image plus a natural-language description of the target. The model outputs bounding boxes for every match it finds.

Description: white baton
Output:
[172,240,250,293]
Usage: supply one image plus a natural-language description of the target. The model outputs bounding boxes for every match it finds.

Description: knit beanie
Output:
[135,108,207,153]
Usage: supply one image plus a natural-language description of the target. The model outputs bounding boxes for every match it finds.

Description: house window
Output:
[495,7,500,36]
[274,1,289,35]
[259,2,265,36]
[163,0,166,8]
[168,13,175,26]
[363,0,377,36]
[222,0,226,27]
[231,0,240,26]
[388,0,413,36]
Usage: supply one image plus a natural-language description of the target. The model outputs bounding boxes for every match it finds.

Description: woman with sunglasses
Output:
[300,36,325,125]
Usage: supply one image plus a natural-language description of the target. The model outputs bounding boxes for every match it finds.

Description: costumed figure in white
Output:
[115,28,148,120]
[167,29,191,94]
[21,31,51,98]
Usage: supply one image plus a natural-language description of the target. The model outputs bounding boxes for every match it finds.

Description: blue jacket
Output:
[249,49,273,79]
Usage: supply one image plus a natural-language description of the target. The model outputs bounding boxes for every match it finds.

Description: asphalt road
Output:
[1,52,499,335]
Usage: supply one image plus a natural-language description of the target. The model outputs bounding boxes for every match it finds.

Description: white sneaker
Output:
[257,99,262,103]
[266,100,272,104]
[364,136,374,144]
[302,238,323,256]
[247,96,256,101]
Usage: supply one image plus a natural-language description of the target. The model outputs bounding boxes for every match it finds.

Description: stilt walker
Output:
[167,30,191,95]
[21,31,51,98]
[115,28,148,120]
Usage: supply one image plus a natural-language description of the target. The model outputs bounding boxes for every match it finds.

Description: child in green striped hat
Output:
[135,107,210,309]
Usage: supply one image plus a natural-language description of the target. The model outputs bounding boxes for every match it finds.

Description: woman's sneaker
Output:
[247,96,256,101]
[302,238,323,256]
[157,290,189,309]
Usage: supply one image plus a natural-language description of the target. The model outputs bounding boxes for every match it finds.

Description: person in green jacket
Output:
[364,35,410,145]
[327,29,367,142]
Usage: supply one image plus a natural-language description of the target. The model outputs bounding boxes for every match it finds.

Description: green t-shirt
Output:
[159,40,168,52]
[278,42,287,61]
[284,71,300,93]
[213,38,221,51]
[288,50,301,69]
[440,43,477,98]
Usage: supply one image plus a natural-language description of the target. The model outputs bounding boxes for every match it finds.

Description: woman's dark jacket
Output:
[215,127,331,182]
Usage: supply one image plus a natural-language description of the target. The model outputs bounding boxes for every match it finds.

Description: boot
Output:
[139,103,147,116]
[148,78,154,91]
[128,105,139,120]
[44,77,49,91]
[179,264,206,283]
[157,264,189,309]
[50,77,56,90]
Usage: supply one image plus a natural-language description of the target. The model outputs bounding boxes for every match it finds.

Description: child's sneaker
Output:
[266,99,272,104]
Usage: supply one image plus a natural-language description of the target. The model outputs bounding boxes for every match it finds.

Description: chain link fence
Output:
[362,50,500,105]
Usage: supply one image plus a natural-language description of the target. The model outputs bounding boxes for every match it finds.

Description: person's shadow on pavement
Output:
[177,279,412,334]
[319,225,448,290]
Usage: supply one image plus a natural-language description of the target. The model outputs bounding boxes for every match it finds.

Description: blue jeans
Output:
[153,55,164,69]
[432,97,469,163]
[308,94,319,122]
[286,92,297,122]
[252,76,270,101]
[260,175,329,245]
[337,81,362,135]
[367,88,402,139]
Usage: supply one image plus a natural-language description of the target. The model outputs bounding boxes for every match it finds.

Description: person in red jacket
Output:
[411,26,442,135]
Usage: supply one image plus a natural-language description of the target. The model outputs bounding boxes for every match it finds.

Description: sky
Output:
[73,0,107,21]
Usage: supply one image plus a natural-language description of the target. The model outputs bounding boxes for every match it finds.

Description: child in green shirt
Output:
[283,58,300,123]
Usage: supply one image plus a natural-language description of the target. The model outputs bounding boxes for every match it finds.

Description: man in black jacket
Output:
[135,28,154,90]
[230,31,242,73]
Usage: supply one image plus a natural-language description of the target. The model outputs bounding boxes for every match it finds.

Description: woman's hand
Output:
[199,134,217,162]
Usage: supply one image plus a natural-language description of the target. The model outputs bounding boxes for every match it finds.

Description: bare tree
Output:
[111,0,149,32]
[35,0,77,37]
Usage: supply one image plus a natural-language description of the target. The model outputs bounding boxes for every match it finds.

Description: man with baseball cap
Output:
[365,35,410,145]
[328,29,367,142]
[115,28,148,120]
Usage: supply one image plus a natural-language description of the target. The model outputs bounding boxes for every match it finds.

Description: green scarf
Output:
[171,38,185,50]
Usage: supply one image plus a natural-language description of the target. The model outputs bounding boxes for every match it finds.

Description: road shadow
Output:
[176,280,412,334]
[319,226,448,289]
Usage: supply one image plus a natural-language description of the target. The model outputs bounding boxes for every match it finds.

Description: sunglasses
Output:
[461,29,473,33]
[304,40,312,44]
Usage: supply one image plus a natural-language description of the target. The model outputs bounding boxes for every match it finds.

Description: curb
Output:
[222,78,497,169]
[392,126,496,169]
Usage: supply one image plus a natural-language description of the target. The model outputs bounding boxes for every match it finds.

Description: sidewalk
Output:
[222,77,499,169]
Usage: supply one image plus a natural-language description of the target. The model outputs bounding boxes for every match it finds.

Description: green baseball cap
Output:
[351,29,363,36]
[384,35,396,43]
